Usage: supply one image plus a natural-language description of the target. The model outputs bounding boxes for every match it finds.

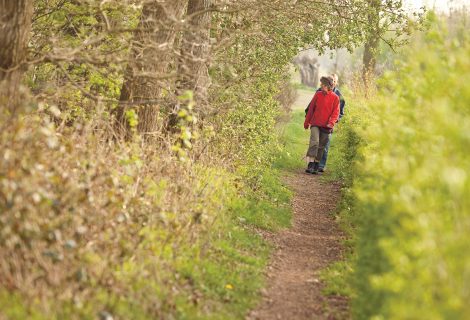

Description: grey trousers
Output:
[306,126,330,161]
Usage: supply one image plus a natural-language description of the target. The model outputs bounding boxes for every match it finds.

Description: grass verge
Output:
[274,110,309,171]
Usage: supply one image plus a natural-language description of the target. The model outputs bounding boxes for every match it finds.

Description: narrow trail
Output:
[293,88,314,111]
[248,171,349,320]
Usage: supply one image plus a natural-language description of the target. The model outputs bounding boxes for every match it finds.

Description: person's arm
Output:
[327,96,340,128]
[305,88,322,115]
[339,95,345,119]
[335,88,346,120]
[304,93,318,129]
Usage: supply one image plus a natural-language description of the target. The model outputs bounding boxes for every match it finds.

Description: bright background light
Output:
[404,0,470,12]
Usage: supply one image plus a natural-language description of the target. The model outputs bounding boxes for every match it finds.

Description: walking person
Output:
[304,76,340,174]
[318,73,346,172]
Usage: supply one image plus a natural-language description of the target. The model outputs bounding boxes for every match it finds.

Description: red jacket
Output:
[303,90,340,130]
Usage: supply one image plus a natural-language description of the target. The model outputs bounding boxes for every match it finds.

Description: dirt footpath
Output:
[292,88,314,111]
[247,172,349,320]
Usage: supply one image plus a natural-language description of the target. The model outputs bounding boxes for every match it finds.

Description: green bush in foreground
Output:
[336,17,470,319]
[0,115,292,320]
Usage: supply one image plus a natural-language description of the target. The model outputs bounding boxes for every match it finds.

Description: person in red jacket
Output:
[304,76,340,174]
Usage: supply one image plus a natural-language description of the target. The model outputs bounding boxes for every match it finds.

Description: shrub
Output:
[328,15,470,319]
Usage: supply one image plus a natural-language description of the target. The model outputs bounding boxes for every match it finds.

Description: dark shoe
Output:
[306,162,320,174]
[318,167,325,173]
[305,162,315,174]
[312,162,320,174]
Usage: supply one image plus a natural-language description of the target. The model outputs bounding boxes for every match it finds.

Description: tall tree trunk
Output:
[115,0,187,136]
[362,34,379,84]
[178,0,212,107]
[0,0,34,114]
[362,0,380,89]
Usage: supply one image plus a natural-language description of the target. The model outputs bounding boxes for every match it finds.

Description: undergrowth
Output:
[320,14,470,319]
[0,75,297,320]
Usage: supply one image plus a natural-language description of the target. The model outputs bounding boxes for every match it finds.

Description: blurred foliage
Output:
[325,12,470,319]
[0,104,292,318]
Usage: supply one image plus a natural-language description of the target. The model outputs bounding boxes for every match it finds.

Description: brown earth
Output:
[247,171,349,320]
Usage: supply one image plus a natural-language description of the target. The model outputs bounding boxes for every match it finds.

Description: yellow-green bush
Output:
[0,101,293,319]
[0,25,299,320]
[331,16,470,319]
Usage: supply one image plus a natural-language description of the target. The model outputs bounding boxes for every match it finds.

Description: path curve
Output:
[248,172,349,320]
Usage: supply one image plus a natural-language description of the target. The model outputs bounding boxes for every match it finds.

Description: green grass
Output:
[319,260,354,297]
[292,82,314,91]
[274,110,309,171]
[231,169,292,231]
[168,221,271,320]
[186,169,293,318]
[166,114,300,318]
